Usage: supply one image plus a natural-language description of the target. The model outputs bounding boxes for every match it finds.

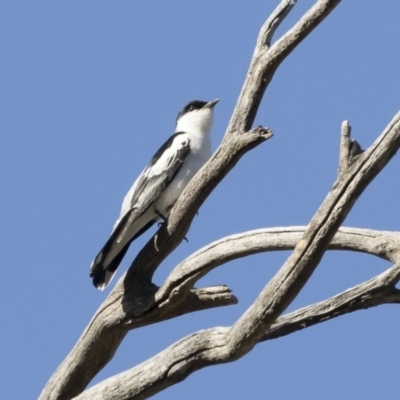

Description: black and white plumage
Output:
[90,98,219,290]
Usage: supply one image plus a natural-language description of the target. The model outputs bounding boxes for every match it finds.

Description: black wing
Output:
[125,132,190,217]
[89,132,191,288]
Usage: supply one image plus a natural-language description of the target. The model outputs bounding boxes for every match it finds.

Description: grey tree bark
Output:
[39,1,400,399]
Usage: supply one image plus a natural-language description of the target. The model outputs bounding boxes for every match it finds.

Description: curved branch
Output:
[224,109,400,354]
[156,227,400,301]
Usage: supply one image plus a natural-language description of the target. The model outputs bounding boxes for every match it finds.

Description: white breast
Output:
[155,131,211,217]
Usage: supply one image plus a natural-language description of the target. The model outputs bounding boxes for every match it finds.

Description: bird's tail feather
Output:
[91,245,130,290]
[89,210,157,290]
[89,210,136,290]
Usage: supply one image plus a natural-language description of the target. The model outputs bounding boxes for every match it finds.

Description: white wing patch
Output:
[147,135,189,176]
[112,133,190,231]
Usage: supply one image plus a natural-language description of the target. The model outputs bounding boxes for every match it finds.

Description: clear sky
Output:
[1,1,400,399]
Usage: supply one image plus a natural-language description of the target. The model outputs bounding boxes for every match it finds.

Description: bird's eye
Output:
[189,105,195,111]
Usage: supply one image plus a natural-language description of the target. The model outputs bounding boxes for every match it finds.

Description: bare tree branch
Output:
[42,1,398,399]
[222,110,400,352]
[228,0,341,134]
[258,0,297,48]
[339,120,352,174]
[75,264,400,400]
[264,263,400,340]
[73,108,400,399]
[156,226,400,302]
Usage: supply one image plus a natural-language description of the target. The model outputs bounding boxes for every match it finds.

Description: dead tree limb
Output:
[41,1,396,399]
[157,226,400,301]
[74,110,400,400]
[75,263,400,400]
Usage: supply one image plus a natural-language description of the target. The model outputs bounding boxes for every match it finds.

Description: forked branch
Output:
[75,110,400,399]
[41,1,381,399]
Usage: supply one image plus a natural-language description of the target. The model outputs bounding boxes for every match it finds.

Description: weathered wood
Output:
[75,275,400,400]
[263,262,400,340]
[74,111,400,400]
[157,226,400,301]
[44,1,400,399]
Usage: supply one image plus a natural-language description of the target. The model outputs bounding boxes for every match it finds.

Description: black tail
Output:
[89,213,157,290]
[90,245,130,290]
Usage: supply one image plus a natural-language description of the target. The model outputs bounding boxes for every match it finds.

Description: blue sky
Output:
[1,1,400,399]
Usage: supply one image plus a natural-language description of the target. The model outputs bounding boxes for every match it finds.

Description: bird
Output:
[89,98,219,290]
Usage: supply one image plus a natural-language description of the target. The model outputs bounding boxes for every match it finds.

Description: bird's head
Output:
[175,99,219,134]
